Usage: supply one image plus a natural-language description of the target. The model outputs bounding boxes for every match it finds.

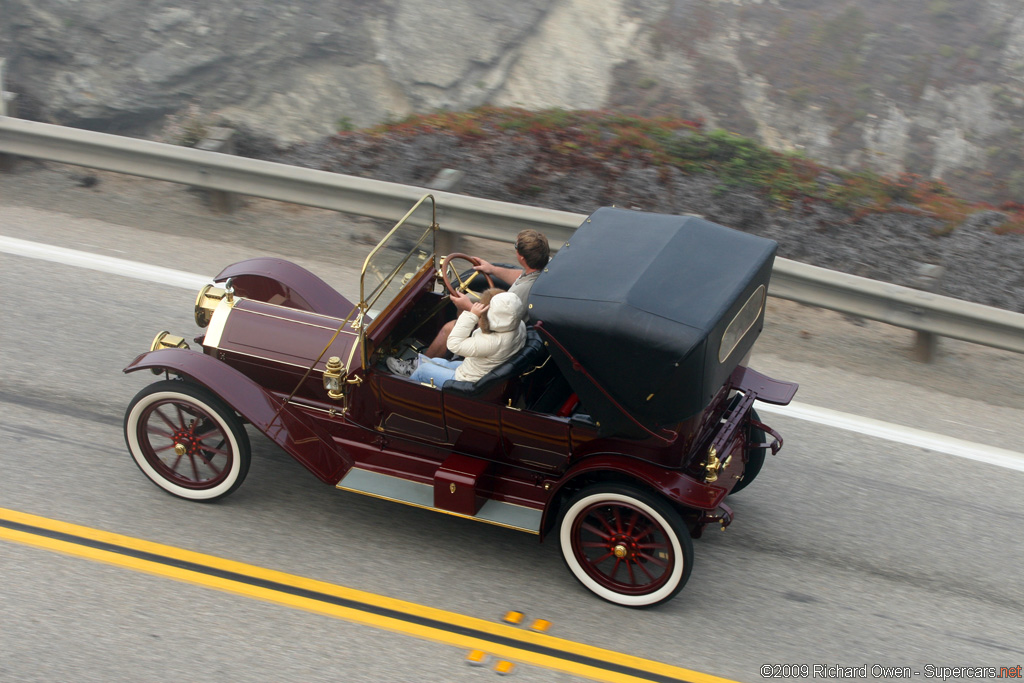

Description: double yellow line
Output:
[0,507,737,683]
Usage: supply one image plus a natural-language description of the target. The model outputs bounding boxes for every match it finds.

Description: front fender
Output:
[539,454,726,539]
[124,348,353,485]
[215,258,358,319]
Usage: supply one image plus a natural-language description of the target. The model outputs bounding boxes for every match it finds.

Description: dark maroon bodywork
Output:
[126,250,796,538]
[124,202,801,607]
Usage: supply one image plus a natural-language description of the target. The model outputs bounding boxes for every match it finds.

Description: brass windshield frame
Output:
[357,193,438,367]
[359,194,437,313]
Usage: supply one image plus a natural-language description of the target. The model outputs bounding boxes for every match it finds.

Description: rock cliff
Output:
[4,0,1024,203]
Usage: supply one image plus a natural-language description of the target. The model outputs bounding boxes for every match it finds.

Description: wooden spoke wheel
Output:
[124,380,250,501]
[558,484,693,607]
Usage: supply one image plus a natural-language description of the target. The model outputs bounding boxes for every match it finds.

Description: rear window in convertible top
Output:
[719,285,764,363]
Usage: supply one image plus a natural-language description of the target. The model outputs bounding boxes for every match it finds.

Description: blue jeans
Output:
[409,354,462,387]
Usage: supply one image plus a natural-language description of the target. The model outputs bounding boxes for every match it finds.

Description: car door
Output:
[441,390,503,460]
[374,374,448,444]
[499,406,572,474]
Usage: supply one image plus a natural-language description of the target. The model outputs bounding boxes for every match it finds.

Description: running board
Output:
[336,468,542,534]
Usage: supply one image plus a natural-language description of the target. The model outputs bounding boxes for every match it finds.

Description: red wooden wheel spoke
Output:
[633,519,658,538]
[581,521,613,541]
[624,509,641,536]
[637,540,669,550]
[580,540,611,549]
[591,511,618,537]
[636,551,668,569]
[197,443,231,457]
[151,442,178,454]
[189,453,201,481]
[155,407,178,432]
[634,559,659,582]
[612,507,625,535]
[192,450,223,474]
[169,452,185,471]
[173,404,188,430]
[624,559,637,585]
[610,557,624,580]
[146,426,175,441]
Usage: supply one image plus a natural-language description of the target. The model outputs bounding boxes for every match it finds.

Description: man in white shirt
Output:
[421,229,549,358]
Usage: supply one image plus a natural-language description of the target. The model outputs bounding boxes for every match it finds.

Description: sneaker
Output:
[386,356,416,377]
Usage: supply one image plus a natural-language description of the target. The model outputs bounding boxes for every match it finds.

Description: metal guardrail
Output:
[769,259,1024,354]
[2,115,1024,354]
[0,116,581,245]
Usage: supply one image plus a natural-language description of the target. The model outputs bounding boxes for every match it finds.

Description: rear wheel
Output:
[730,408,766,495]
[124,380,250,501]
[558,484,694,607]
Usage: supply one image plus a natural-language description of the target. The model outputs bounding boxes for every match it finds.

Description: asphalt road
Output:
[2,172,1023,683]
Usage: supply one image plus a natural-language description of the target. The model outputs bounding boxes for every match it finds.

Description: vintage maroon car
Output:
[123,196,797,607]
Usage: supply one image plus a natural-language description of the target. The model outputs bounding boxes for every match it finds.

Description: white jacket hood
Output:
[486,292,524,332]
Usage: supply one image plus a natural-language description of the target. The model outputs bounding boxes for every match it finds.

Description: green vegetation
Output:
[160,103,215,147]
[928,0,956,21]
[360,106,1023,233]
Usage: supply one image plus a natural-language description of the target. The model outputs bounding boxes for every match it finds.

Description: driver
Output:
[420,229,549,358]
[473,229,550,316]
[388,289,526,386]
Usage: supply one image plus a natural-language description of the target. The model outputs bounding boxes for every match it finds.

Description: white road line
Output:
[756,402,1024,473]
[0,235,210,290]
[5,235,1024,473]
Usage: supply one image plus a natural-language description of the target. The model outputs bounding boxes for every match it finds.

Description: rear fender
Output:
[730,366,799,405]
[538,454,725,540]
[215,258,358,320]
[124,348,353,484]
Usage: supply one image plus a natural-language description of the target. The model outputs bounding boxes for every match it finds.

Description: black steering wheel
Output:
[441,253,495,300]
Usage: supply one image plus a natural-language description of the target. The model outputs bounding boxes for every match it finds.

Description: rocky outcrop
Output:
[4,0,1024,202]
[270,121,1024,313]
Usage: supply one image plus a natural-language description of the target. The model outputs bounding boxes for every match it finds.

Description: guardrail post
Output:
[194,126,237,213]
[428,169,465,255]
[0,57,19,171]
[911,264,945,363]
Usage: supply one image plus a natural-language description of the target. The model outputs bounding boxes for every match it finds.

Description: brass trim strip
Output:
[211,348,322,371]
[516,459,560,471]
[239,306,362,333]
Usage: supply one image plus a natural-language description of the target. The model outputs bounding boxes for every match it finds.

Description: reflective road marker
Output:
[0,507,738,683]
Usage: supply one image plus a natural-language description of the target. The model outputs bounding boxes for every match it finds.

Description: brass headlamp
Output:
[150,331,189,352]
[323,356,345,400]
[195,285,227,327]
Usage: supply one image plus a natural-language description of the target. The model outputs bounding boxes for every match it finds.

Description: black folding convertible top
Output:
[529,207,777,438]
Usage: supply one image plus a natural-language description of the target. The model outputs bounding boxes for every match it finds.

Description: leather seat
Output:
[442,328,547,399]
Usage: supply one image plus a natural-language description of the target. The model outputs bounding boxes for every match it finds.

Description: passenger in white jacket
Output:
[401,290,526,386]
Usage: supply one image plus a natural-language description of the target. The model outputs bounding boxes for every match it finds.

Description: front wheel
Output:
[124,380,250,501]
[558,484,694,607]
